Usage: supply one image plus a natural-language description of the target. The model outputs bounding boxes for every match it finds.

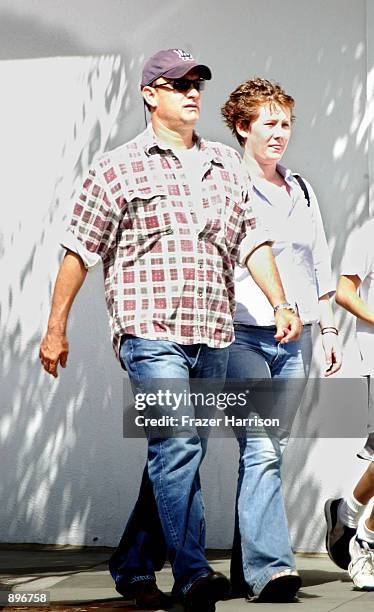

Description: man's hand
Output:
[321,333,342,377]
[274,309,302,344]
[39,330,69,378]
[39,250,87,378]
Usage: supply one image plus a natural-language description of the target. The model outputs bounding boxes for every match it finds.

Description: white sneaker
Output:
[348,536,374,590]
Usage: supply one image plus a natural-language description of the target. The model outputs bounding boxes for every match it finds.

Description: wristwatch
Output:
[273,302,298,316]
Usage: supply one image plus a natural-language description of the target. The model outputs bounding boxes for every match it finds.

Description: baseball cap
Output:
[141,48,212,88]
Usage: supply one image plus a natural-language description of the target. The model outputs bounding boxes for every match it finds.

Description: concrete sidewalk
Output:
[0,546,374,611]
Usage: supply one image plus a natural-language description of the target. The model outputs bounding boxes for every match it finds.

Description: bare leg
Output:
[353,462,374,506]
[348,463,374,589]
[366,505,374,531]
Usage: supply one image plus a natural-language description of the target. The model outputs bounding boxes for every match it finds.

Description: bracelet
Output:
[273,302,297,315]
[321,326,339,335]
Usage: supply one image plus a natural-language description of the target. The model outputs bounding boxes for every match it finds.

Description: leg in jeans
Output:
[228,325,312,595]
[108,465,167,585]
[110,336,228,595]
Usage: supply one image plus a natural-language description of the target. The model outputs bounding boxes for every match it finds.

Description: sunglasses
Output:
[153,78,206,92]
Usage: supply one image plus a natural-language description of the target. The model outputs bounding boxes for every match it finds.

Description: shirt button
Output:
[198,290,203,297]
[198,261,203,269]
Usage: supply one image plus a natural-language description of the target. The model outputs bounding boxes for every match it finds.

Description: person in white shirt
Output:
[221,77,342,602]
[325,218,374,590]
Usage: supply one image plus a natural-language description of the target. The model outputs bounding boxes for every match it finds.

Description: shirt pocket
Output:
[223,195,246,253]
[117,186,174,262]
[124,186,173,235]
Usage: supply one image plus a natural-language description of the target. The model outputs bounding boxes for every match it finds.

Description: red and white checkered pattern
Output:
[67,126,266,358]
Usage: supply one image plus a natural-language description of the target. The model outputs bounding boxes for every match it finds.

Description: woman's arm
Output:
[318,294,342,377]
[245,243,302,343]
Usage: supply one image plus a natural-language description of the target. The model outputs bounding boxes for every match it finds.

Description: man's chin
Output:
[182,111,200,126]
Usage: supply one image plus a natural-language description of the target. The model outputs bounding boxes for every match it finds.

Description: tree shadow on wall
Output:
[0,12,148,552]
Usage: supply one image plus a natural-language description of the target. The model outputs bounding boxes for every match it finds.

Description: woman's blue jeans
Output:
[227,324,312,595]
[109,335,229,595]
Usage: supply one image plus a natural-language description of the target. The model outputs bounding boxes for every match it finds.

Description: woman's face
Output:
[242,103,292,164]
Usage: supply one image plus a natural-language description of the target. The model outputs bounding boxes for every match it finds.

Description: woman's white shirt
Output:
[234,164,334,326]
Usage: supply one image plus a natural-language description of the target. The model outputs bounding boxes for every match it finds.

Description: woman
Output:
[221,78,342,602]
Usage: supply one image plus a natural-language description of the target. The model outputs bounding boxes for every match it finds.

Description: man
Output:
[40,49,301,611]
[325,218,374,590]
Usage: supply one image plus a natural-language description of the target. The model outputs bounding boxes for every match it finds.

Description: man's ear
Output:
[235,120,250,139]
[142,86,157,110]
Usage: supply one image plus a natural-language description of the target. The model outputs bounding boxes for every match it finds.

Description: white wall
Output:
[367,0,374,216]
[0,0,372,550]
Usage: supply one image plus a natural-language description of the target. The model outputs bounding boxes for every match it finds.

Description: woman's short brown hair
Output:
[221,77,295,146]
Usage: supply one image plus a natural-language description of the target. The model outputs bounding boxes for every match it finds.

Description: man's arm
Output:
[39,250,87,378]
[336,274,374,325]
[245,243,302,343]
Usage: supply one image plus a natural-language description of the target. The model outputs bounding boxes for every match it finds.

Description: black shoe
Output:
[257,572,302,603]
[324,497,357,570]
[115,578,172,609]
[229,579,253,599]
[183,571,230,612]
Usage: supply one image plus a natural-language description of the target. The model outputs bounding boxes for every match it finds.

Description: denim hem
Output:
[251,566,297,596]
[109,562,156,583]
[176,568,212,596]
[128,574,156,584]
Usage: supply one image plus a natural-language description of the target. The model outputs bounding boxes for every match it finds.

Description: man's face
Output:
[143,69,203,130]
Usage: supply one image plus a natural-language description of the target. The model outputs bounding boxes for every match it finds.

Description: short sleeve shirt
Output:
[234,165,334,326]
[62,125,269,358]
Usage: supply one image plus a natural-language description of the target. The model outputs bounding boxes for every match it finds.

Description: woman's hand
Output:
[321,332,342,376]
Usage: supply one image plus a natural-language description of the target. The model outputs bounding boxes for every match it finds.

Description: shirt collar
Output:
[250,163,303,216]
[142,124,223,165]
[250,162,294,191]
[275,163,294,184]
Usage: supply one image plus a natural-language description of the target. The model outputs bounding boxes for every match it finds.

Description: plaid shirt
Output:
[62,125,268,358]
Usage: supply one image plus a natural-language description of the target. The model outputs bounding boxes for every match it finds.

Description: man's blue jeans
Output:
[109,335,229,595]
[227,324,312,595]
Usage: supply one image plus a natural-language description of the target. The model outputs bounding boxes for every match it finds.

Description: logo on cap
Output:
[173,49,194,61]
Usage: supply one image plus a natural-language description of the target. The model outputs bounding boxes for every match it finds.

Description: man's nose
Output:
[187,85,200,97]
